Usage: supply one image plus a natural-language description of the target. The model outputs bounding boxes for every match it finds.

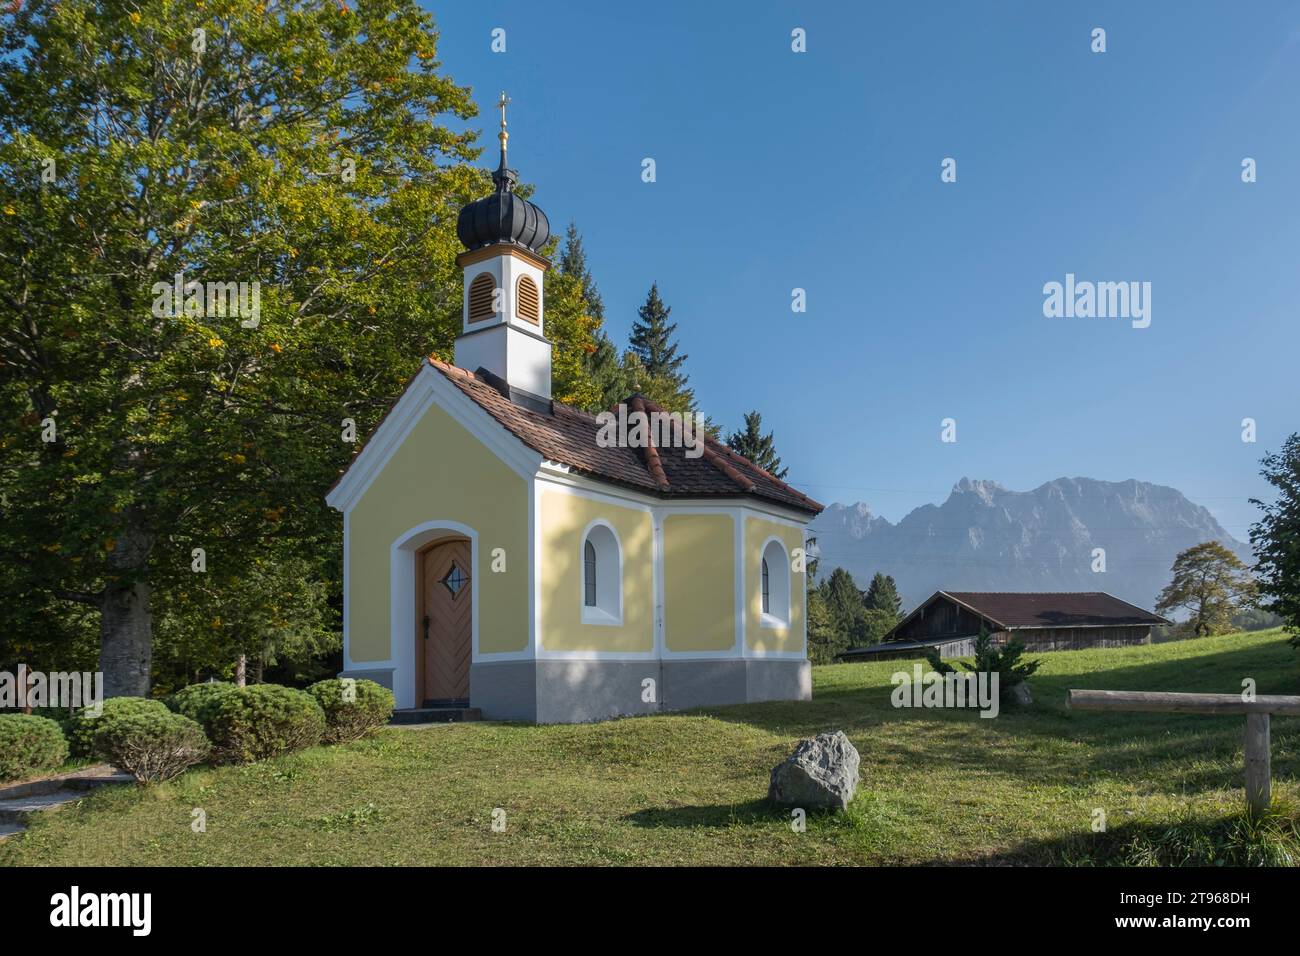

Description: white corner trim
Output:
[653,511,666,657]
[528,474,539,658]
[802,529,810,658]
[342,508,351,666]
[734,507,745,656]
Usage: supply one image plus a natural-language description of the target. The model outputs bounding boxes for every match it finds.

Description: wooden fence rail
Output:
[1067,689,1300,816]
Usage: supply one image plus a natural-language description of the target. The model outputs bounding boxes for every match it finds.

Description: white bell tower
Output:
[452,92,552,400]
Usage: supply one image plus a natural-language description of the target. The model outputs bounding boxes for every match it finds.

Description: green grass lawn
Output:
[3,629,1298,866]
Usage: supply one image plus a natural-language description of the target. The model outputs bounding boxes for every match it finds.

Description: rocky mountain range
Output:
[809,477,1254,612]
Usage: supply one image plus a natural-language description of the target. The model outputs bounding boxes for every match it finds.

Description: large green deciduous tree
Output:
[0,0,490,695]
[1250,433,1300,649]
[1155,541,1258,638]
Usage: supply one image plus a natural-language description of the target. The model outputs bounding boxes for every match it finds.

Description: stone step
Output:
[0,789,88,824]
[0,822,26,841]
[390,707,481,725]
[0,765,131,801]
[63,772,134,790]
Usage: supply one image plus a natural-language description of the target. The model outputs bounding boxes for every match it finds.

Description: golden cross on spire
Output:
[496,90,510,166]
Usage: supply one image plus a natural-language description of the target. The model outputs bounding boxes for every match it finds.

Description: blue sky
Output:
[425,1,1300,539]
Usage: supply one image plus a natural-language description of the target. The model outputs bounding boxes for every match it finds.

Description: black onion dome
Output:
[457,164,550,253]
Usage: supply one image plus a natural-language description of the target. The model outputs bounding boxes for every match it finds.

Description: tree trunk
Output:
[98,511,155,698]
[235,654,247,687]
[100,579,153,697]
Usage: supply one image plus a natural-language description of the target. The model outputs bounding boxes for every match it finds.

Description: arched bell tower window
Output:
[581,521,621,625]
[760,538,790,628]
[516,275,540,324]
[468,272,497,323]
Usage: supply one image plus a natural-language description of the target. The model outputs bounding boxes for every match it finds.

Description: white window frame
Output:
[580,520,623,626]
[760,536,790,629]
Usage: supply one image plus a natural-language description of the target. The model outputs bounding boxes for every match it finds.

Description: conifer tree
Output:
[628,282,694,412]
[558,221,604,321]
[864,572,903,619]
[585,333,636,411]
[726,411,787,479]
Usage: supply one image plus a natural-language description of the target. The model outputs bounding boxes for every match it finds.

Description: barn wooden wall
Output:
[997,626,1153,651]
[894,596,1154,652]
[893,601,986,642]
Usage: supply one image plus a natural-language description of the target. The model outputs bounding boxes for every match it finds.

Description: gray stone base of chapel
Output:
[470,658,811,724]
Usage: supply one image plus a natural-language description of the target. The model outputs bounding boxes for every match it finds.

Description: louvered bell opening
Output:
[516,275,540,324]
[468,272,497,322]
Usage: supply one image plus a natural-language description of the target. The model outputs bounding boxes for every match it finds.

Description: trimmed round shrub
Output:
[28,706,75,740]
[307,678,395,744]
[0,714,70,781]
[166,681,239,729]
[67,697,170,759]
[94,710,210,784]
[206,684,325,764]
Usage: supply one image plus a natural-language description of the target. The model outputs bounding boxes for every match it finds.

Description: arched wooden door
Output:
[417,537,472,705]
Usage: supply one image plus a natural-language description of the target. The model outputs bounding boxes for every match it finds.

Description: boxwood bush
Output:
[307,678,395,744]
[67,697,170,759]
[94,710,210,784]
[166,681,239,728]
[206,684,325,763]
[0,714,70,781]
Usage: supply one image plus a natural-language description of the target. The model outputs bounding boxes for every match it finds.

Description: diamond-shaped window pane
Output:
[441,563,468,597]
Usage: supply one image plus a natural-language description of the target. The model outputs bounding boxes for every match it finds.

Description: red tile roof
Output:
[423,358,823,514]
[940,591,1169,629]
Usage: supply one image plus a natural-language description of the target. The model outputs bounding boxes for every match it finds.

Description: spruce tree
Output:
[585,332,635,411]
[628,283,694,412]
[558,222,604,321]
[726,411,788,479]
[864,572,903,619]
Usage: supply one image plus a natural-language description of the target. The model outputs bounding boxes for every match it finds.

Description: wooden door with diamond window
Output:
[418,537,472,704]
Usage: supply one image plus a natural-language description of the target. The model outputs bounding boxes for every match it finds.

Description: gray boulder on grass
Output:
[1009,683,1033,707]
[767,730,860,811]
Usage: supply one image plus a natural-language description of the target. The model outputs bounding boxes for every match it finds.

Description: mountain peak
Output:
[951,477,1007,502]
[813,475,1250,609]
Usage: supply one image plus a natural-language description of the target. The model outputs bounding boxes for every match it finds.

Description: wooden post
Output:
[1245,712,1271,817]
[1068,689,1300,818]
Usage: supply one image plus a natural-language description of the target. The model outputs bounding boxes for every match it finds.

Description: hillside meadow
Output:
[2,629,1297,866]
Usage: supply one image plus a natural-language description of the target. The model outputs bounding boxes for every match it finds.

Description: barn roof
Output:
[890,591,1170,636]
[940,592,1170,628]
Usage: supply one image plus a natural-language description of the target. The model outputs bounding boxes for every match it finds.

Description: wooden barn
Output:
[838,591,1170,662]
